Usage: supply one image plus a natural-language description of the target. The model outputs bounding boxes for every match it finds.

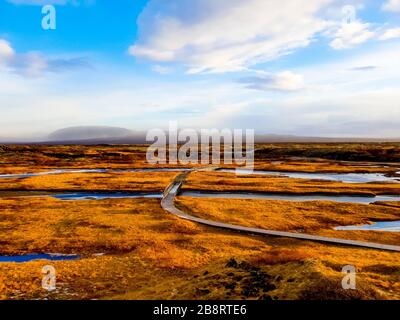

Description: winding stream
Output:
[218,169,400,183]
[0,253,79,263]
[51,192,162,200]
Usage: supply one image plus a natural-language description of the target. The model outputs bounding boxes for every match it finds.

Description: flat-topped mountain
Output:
[48,126,133,141]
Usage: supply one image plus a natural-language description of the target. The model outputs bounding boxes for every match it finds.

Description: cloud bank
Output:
[0,39,91,77]
[382,0,400,12]
[130,0,332,73]
[239,71,305,92]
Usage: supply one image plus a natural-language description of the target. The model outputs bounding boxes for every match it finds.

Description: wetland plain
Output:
[0,143,399,300]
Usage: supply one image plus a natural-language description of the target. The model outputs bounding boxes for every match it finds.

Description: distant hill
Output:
[41,132,400,145]
[48,126,133,141]
[0,128,398,144]
[254,134,400,143]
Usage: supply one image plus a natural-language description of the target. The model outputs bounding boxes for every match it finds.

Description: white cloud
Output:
[14,53,48,77]
[379,27,400,40]
[2,44,400,138]
[329,21,375,49]
[326,5,400,50]
[240,71,305,92]
[0,39,15,63]
[301,43,400,91]
[382,0,400,12]
[151,64,173,75]
[2,1,400,139]
[221,43,400,137]
[130,0,332,73]
[0,38,91,77]
[130,0,394,71]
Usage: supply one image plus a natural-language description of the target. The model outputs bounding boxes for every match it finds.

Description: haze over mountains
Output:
[1,126,400,144]
[48,126,134,141]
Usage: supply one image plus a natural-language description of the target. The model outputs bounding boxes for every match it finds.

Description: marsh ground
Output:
[0,144,399,300]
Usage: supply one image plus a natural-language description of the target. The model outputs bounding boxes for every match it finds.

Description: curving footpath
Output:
[161,170,400,252]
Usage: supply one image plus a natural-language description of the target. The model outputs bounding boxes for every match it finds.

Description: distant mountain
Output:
[44,132,400,145]
[48,126,133,141]
[0,128,398,144]
[253,134,400,143]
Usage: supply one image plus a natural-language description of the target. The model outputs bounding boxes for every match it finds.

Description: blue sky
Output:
[0,0,400,139]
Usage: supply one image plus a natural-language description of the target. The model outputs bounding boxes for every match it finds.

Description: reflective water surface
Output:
[51,192,162,200]
[218,169,400,183]
[0,253,79,263]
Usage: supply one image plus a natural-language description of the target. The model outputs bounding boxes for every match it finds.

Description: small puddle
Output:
[335,221,400,232]
[218,169,400,183]
[51,192,162,201]
[0,253,79,263]
[180,191,400,204]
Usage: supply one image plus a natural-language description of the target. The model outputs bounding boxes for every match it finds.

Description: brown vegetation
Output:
[0,172,177,192]
[256,143,400,162]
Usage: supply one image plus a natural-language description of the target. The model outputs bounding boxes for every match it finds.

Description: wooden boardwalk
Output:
[161,170,400,252]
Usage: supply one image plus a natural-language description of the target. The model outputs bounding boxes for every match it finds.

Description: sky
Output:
[0,0,400,140]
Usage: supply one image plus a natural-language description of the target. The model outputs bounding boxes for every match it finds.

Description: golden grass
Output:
[0,196,399,300]
[176,197,400,245]
[0,197,270,299]
[0,172,177,192]
[252,160,396,173]
[250,248,314,265]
